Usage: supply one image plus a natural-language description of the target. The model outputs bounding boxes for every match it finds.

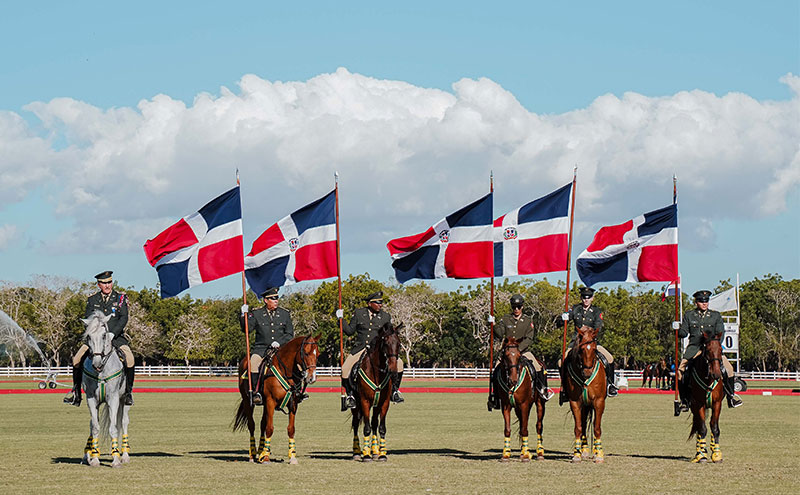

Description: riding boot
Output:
[558,363,567,406]
[536,369,554,401]
[251,372,263,406]
[487,367,495,411]
[342,378,356,409]
[678,376,690,412]
[605,362,619,397]
[63,365,83,406]
[723,376,743,408]
[123,366,135,406]
[390,371,405,403]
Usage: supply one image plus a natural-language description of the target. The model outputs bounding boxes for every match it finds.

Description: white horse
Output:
[80,310,131,468]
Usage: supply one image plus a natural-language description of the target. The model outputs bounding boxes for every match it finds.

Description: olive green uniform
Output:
[241,306,293,373]
[342,307,403,378]
[678,307,733,377]
[74,290,133,366]
[494,313,541,371]
[562,303,613,364]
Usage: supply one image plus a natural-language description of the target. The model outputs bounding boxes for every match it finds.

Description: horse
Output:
[494,337,546,462]
[561,325,606,463]
[641,363,656,388]
[349,322,403,462]
[79,310,131,468]
[233,335,319,464]
[656,357,671,390]
[686,333,725,463]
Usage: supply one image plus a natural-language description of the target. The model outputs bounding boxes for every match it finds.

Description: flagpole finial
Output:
[335,171,339,182]
[236,168,240,186]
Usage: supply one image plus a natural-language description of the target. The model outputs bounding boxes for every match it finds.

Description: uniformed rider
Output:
[64,271,136,406]
[559,287,619,401]
[488,294,554,410]
[341,291,404,409]
[676,290,742,412]
[240,287,294,406]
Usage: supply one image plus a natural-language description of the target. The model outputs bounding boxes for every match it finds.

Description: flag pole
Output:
[672,174,681,407]
[237,169,254,406]
[334,172,346,410]
[488,172,496,407]
[561,166,578,362]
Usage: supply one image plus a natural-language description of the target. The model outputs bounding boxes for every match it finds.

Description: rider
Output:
[240,287,294,406]
[559,287,619,402]
[488,294,554,410]
[64,271,135,406]
[676,290,742,412]
[341,291,404,409]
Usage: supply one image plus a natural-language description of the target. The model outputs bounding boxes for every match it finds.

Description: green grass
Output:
[1,386,798,494]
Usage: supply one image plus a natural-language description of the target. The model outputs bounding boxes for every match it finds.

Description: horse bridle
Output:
[572,336,598,372]
[88,322,114,371]
[501,342,523,371]
[295,336,318,380]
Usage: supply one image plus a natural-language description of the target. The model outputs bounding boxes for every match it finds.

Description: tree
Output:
[167,307,216,366]
[125,299,163,362]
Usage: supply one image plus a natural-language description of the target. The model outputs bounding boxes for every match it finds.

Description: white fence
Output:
[2,366,798,381]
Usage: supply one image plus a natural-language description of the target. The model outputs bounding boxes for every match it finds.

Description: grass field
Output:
[1,380,798,494]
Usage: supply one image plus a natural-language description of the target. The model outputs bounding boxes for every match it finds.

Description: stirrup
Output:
[540,387,555,401]
[252,392,263,406]
[607,384,618,397]
[391,390,405,403]
[727,394,743,408]
[345,395,356,409]
[64,390,81,406]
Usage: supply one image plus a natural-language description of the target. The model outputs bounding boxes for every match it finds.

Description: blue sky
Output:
[0,1,798,299]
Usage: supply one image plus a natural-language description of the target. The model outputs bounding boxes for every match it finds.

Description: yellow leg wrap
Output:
[111,438,120,457]
[710,434,722,462]
[691,435,708,463]
[572,438,582,460]
[257,437,271,463]
[580,435,590,456]
[536,434,544,457]
[122,434,130,454]
[502,436,511,458]
[362,435,371,458]
[84,436,93,455]
[352,436,360,455]
[379,438,387,457]
[249,436,256,459]
[520,436,531,459]
[593,439,604,460]
[288,438,296,460]
[371,434,379,456]
[90,437,100,458]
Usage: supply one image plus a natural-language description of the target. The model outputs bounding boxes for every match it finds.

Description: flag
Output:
[388,193,493,284]
[494,183,571,277]
[244,190,337,295]
[576,204,678,287]
[709,287,737,312]
[661,276,681,301]
[144,187,243,298]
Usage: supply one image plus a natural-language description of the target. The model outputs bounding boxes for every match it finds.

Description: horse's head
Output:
[501,337,522,383]
[701,332,723,380]
[575,325,598,372]
[80,310,113,371]
[379,322,402,374]
[297,335,320,385]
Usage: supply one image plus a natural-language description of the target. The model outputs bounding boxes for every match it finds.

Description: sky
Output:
[0,1,798,300]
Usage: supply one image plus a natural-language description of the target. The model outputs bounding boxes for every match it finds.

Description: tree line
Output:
[1,273,797,371]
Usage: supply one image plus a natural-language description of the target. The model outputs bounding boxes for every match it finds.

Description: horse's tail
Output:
[585,407,595,447]
[232,398,250,432]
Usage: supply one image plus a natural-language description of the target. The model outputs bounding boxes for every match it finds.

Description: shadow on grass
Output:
[187,449,250,462]
[609,452,687,461]
[51,451,180,465]
[307,448,577,462]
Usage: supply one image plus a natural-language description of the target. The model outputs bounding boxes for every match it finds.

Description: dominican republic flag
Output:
[387,193,493,284]
[494,183,571,277]
[144,187,243,298]
[661,276,681,301]
[244,190,337,295]
[576,204,678,287]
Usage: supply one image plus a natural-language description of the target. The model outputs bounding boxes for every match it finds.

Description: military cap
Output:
[579,287,595,298]
[510,294,524,307]
[260,287,279,299]
[94,271,113,283]
[365,291,384,303]
[693,290,711,302]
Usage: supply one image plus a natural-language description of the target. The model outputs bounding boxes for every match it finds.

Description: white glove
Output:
[561,312,569,321]
[271,341,280,349]
[487,315,495,324]
[241,304,249,315]
[672,321,681,330]
[335,309,344,319]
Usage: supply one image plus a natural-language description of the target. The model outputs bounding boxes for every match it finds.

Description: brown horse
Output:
[350,322,402,462]
[687,333,725,463]
[494,337,546,462]
[641,363,657,388]
[656,357,670,390]
[233,335,319,464]
[561,325,606,463]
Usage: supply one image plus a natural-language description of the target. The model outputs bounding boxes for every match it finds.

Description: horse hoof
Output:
[594,457,604,464]
[362,456,372,463]
[289,457,298,465]
[89,459,100,467]
[537,455,544,461]
[112,460,122,469]
[500,457,510,463]
[352,455,362,462]
[377,456,387,462]
[372,454,380,461]
[121,453,130,463]
[520,456,531,463]
[571,456,582,463]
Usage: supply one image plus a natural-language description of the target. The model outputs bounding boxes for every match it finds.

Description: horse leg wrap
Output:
[257,437,271,463]
[84,435,93,455]
[691,435,708,463]
[352,436,360,455]
[288,438,296,460]
[90,437,100,458]
[580,435,590,456]
[122,434,130,454]
[710,434,722,463]
[593,439,604,460]
[520,436,531,460]
[111,438,120,457]
[362,435,371,458]
[249,436,257,459]
[572,438,582,460]
[536,434,544,458]
[379,437,387,457]
[502,436,511,459]
[371,434,379,456]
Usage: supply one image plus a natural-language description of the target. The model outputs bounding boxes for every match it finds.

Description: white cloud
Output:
[3,68,799,254]
[0,224,19,250]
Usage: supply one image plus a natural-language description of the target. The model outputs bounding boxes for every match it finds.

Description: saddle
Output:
[348,348,370,393]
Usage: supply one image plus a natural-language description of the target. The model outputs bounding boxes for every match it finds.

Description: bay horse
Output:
[80,310,131,468]
[350,322,402,462]
[561,325,606,463]
[233,335,319,464]
[656,357,670,390]
[687,333,725,463]
[494,337,546,462]
[641,363,656,388]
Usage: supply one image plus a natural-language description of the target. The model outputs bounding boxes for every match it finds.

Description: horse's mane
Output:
[82,309,108,339]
